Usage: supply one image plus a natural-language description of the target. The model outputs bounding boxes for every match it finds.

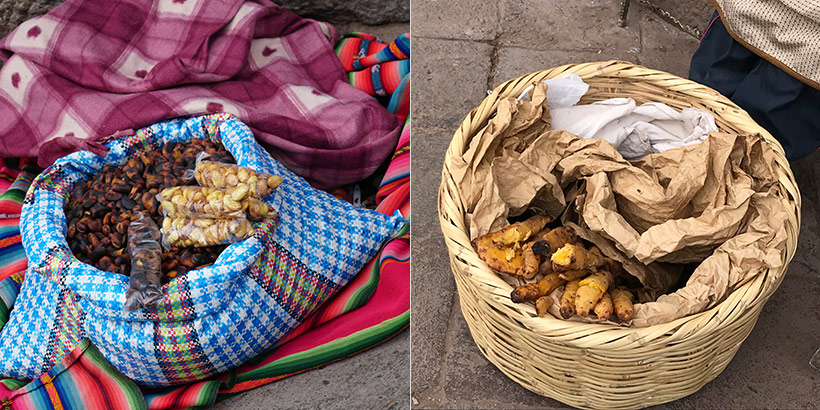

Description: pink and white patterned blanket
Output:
[0,0,401,188]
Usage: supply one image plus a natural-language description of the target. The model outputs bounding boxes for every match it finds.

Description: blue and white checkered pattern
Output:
[0,272,61,376]
[0,114,405,386]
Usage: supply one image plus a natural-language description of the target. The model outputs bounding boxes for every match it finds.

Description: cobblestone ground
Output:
[410,1,820,408]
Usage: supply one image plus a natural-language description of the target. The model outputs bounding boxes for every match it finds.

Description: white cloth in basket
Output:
[518,75,718,160]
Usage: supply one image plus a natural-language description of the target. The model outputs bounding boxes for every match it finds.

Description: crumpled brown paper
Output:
[452,82,790,327]
[451,83,555,236]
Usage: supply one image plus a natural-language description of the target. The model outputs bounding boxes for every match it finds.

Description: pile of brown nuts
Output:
[65,138,235,283]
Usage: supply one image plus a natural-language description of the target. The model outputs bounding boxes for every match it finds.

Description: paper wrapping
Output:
[453,82,789,327]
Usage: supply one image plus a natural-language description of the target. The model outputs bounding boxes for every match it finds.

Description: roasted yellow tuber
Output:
[534,272,567,296]
[551,243,605,273]
[472,235,523,276]
[559,280,581,319]
[535,296,553,317]
[515,242,541,279]
[593,292,614,321]
[531,226,577,257]
[476,217,638,324]
[537,256,554,276]
[473,215,552,278]
[491,215,551,247]
[574,270,614,317]
[510,273,566,303]
[557,269,587,281]
[611,287,635,321]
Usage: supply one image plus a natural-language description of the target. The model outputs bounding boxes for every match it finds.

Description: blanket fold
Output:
[0,0,400,188]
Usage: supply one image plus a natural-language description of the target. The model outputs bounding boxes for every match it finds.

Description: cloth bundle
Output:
[0,0,401,188]
[551,99,717,159]
[0,114,405,387]
[520,75,718,160]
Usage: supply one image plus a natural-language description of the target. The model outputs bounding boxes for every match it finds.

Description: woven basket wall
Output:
[437,61,801,410]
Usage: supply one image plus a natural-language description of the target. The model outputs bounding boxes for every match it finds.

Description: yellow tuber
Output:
[472,234,523,276]
[593,292,614,321]
[611,287,635,321]
[575,270,613,317]
[558,269,587,281]
[472,215,551,278]
[551,244,605,273]
[515,242,541,280]
[559,280,581,319]
[537,256,554,276]
[510,273,566,303]
[535,296,553,318]
[491,215,551,247]
[531,226,577,257]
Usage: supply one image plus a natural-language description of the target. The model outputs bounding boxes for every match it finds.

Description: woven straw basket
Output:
[437,61,801,409]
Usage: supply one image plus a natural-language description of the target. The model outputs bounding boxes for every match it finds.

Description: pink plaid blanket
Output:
[0,0,400,188]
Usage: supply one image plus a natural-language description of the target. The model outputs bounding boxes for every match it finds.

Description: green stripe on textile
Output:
[344,223,410,313]
[190,380,222,409]
[84,342,147,410]
[0,301,8,332]
[227,311,410,387]
[343,259,380,313]
[0,190,24,203]
[1,378,26,390]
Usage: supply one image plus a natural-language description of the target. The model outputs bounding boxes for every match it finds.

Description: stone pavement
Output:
[218,21,410,410]
[215,330,410,410]
[411,0,820,408]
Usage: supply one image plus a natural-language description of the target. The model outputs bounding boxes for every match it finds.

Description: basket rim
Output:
[438,60,802,347]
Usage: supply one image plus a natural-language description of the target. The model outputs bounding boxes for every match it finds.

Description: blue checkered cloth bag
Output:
[0,114,405,387]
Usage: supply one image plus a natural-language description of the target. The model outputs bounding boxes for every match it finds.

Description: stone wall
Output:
[277,0,409,24]
[0,0,60,38]
[0,0,409,39]
[638,0,714,36]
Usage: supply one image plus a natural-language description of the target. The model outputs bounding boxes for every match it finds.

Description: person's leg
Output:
[689,12,758,98]
[690,12,820,160]
[730,61,820,159]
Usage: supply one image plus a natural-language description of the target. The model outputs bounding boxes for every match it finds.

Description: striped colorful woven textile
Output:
[0,160,36,283]
[0,273,23,332]
[336,32,410,122]
[0,219,25,283]
[0,159,38,217]
[0,160,18,194]
[0,340,144,410]
[352,33,410,71]
[376,118,410,215]
[335,33,384,72]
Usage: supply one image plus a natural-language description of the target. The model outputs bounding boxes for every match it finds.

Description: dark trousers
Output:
[689,12,820,160]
